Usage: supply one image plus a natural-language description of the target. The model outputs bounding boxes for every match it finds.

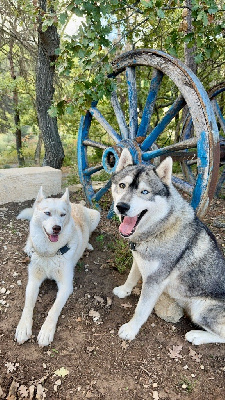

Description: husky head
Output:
[32,187,71,243]
[111,149,173,240]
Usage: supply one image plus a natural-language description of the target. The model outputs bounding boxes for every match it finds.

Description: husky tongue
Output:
[49,234,59,242]
[119,216,138,236]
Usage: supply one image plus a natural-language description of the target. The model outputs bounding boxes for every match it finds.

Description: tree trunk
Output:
[8,42,25,166]
[184,0,197,74]
[182,1,197,128]
[34,129,43,165]
[36,0,64,169]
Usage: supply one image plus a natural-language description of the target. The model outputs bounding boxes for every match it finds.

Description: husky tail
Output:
[17,208,33,221]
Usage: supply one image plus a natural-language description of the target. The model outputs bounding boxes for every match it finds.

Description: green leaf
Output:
[59,12,68,25]
[194,53,203,64]
[157,9,165,19]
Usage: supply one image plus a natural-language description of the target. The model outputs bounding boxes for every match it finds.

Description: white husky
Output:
[15,187,100,347]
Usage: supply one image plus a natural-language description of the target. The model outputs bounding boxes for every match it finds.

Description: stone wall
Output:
[0,167,62,204]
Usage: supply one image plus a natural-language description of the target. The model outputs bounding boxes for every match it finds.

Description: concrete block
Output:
[0,166,62,204]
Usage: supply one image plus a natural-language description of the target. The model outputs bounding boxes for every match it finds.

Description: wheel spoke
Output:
[126,66,138,139]
[83,165,104,176]
[142,137,197,161]
[92,179,112,202]
[89,106,121,143]
[172,176,193,195]
[141,95,186,151]
[211,99,225,133]
[111,91,129,139]
[137,69,164,142]
[83,139,107,149]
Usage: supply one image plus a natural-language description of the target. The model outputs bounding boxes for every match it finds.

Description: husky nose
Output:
[116,202,130,215]
[52,225,61,234]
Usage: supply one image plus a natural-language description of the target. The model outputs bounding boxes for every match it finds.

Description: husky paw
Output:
[118,322,138,341]
[15,318,32,344]
[113,285,131,299]
[37,321,56,347]
[185,330,207,345]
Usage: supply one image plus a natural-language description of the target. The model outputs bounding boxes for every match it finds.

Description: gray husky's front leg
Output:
[113,260,141,298]
[118,281,165,340]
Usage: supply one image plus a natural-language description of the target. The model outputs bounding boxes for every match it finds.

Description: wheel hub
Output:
[101,139,142,173]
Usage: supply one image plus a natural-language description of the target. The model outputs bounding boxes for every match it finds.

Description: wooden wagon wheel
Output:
[77,49,219,217]
[181,82,225,197]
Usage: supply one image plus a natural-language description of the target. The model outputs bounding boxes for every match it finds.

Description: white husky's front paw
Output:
[37,320,56,347]
[86,243,93,251]
[118,322,138,341]
[113,285,131,298]
[15,316,32,344]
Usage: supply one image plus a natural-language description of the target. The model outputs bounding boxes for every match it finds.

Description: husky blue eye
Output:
[141,190,149,195]
[119,183,126,189]
[44,211,51,216]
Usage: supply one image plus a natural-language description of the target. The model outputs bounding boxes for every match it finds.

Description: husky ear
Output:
[156,157,173,186]
[36,186,45,203]
[61,188,70,203]
[116,148,133,172]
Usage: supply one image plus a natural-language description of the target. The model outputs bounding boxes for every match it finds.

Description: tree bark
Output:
[8,41,25,166]
[184,0,197,74]
[36,0,64,169]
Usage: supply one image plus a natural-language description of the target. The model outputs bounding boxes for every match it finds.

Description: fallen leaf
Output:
[87,346,95,353]
[168,345,183,359]
[189,347,202,362]
[94,295,104,304]
[153,391,159,400]
[5,362,19,374]
[7,380,19,400]
[132,287,141,295]
[0,385,5,398]
[36,383,46,400]
[54,367,69,378]
[29,385,35,399]
[121,341,129,350]
[89,309,100,321]
[53,379,61,392]
[106,297,112,307]
[18,385,29,398]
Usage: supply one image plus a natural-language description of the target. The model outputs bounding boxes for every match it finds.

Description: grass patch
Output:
[179,377,196,393]
[108,238,132,274]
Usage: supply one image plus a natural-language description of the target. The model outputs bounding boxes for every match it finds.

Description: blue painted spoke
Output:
[142,137,197,161]
[84,165,103,176]
[141,95,186,151]
[126,66,138,139]
[92,180,112,202]
[191,131,209,210]
[111,91,129,139]
[90,106,121,143]
[211,99,225,133]
[78,114,91,183]
[137,69,163,139]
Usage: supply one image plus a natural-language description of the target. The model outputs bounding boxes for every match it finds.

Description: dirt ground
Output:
[0,189,225,400]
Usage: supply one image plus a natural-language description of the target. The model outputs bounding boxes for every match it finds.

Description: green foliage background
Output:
[0,0,224,166]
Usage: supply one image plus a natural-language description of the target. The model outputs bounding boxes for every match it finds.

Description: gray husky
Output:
[111,148,225,345]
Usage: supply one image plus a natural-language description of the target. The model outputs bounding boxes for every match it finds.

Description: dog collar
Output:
[57,244,70,255]
[129,242,136,251]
